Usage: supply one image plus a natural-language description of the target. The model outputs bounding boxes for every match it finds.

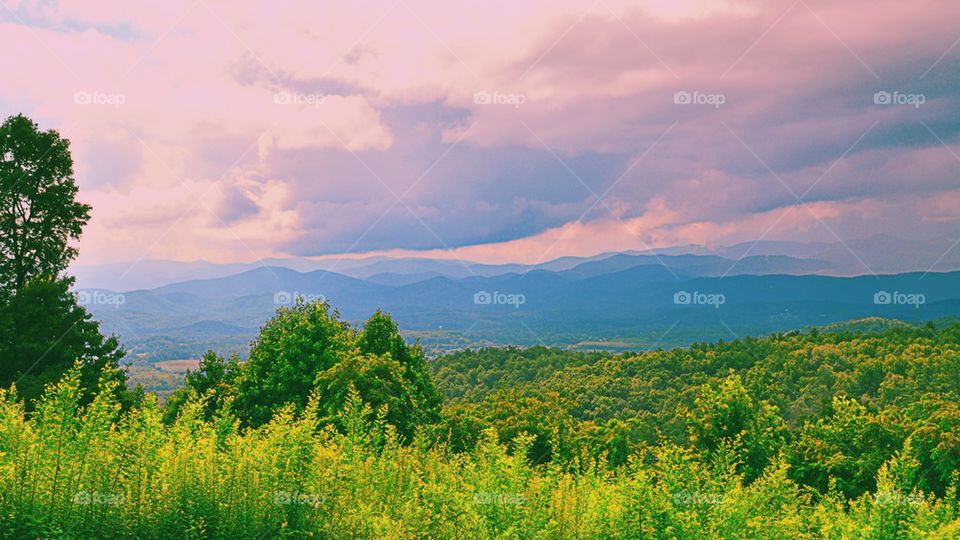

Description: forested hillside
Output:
[431,321,960,498]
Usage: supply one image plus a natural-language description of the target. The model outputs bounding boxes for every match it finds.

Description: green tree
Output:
[476,389,575,464]
[233,299,355,427]
[0,115,127,407]
[787,395,902,498]
[314,353,419,440]
[311,310,442,440]
[900,394,960,496]
[0,114,90,294]
[357,310,442,424]
[163,350,241,423]
[685,374,787,482]
[233,304,444,437]
[0,275,128,407]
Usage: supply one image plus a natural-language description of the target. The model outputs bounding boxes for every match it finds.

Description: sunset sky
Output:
[2,0,959,265]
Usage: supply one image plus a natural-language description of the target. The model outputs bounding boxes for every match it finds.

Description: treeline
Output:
[433,322,960,498]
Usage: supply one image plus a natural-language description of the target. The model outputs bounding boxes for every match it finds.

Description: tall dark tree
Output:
[0,114,128,406]
[0,275,129,407]
[0,114,90,294]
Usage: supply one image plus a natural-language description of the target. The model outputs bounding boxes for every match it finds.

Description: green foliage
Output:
[228,303,442,441]
[790,395,903,498]
[0,114,90,294]
[162,350,241,423]
[3,253,960,538]
[0,275,129,408]
[315,352,420,441]
[0,113,128,410]
[685,374,787,482]
[358,309,443,427]
[431,324,960,486]
[233,298,354,427]
[902,394,960,495]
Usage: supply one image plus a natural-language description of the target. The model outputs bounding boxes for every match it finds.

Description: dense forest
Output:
[432,320,960,496]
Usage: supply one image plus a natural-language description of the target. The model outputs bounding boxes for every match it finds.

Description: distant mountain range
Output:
[73,237,960,361]
[71,234,960,291]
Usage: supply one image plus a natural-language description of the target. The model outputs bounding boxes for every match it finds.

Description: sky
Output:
[1,0,959,266]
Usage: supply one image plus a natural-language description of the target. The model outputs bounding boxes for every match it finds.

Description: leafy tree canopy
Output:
[231,302,441,438]
[0,114,90,293]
